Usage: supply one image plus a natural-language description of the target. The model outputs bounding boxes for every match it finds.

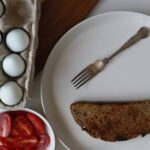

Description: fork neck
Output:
[95,58,109,71]
[103,58,110,64]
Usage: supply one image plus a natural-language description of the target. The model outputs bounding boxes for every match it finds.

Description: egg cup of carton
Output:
[0,0,43,108]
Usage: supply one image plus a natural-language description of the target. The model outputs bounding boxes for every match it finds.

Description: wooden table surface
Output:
[35,0,99,75]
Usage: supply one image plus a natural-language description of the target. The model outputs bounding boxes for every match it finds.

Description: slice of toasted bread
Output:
[70,101,150,142]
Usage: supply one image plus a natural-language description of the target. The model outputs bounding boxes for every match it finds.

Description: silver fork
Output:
[71,27,150,89]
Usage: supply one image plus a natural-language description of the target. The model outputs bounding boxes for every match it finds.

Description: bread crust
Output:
[70,101,150,141]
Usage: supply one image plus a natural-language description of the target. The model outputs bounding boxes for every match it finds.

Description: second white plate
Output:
[41,12,150,150]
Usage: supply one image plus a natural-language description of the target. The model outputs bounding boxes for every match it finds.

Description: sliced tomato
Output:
[0,137,4,145]
[0,113,11,137]
[0,137,3,146]
[38,134,50,148]
[12,116,33,137]
[0,146,9,150]
[12,111,27,116]
[0,136,17,149]
[15,136,38,149]
[8,111,27,119]
[10,128,19,137]
[0,141,3,146]
[19,136,38,145]
[23,145,37,150]
[6,136,16,148]
[27,113,45,134]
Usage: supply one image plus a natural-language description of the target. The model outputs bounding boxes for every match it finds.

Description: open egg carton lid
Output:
[0,0,43,108]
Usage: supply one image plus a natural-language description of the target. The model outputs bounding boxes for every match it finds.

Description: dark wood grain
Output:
[35,0,99,75]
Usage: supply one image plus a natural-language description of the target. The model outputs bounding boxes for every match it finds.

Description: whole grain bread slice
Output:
[70,101,150,142]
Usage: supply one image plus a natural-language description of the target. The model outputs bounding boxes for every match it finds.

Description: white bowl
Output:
[0,108,55,150]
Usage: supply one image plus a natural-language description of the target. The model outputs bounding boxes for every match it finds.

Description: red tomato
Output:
[27,113,45,134]
[5,136,14,145]
[15,136,38,149]
[38,134,50,148]
[0,137,4,145]
[10,128,19,137]
[12,111,27,116]
[0,136,16,149]
[6,136,18,148]
[23,145,37,150]
[12,116,33,137]
[8,111,27,119]
[0,146,9,150]
[0,138,3,146]
[0,113,11,137]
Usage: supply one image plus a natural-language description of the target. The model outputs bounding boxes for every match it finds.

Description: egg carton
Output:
[0,0,43,108]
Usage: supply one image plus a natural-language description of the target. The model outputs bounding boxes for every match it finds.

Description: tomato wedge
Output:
[8,111,27,119]
[0,141,2,146]
[0,146,9,150]
[23,146,37,150]
[5,136,14,145]
[10,128,19,137]
[1,136,17,149]
[38,134,50,148]
[27,113,45,134]
[12,116,33,137]
[15,136,38,149]
[0,137,4,145]
[0,113,11,137]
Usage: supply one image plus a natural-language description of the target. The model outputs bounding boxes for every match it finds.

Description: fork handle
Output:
[105,27,150,63]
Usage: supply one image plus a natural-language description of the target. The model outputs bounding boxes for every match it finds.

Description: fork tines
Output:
[71,68,93,89]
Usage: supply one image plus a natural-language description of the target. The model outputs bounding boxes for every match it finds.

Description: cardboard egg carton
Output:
[0,0,43,108]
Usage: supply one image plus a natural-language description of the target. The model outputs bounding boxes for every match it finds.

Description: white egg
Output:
[3,54,26,77]
[0,1,4,17]
[6,28,30,52]
[0,81,23,105]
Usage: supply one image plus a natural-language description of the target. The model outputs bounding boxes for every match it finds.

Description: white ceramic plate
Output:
[41,11,150,150]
